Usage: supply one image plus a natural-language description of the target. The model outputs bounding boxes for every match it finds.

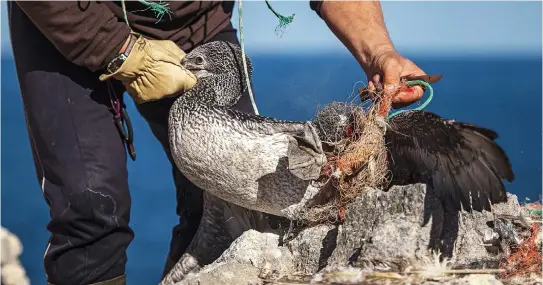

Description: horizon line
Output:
[2,46,541,60]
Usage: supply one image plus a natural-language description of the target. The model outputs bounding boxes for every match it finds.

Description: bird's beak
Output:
[180,57,192,70]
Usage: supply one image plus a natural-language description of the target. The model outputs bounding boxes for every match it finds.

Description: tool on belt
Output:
[107,81,136,161]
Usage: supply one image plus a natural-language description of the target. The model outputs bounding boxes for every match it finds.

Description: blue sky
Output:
[1,1,542,57]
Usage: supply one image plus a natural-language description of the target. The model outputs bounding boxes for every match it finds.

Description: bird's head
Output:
[181,41,253,107]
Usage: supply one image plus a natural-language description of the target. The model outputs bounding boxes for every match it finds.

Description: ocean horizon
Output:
[2,52,542,285]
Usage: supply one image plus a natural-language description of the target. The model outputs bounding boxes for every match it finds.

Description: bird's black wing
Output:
[385,110,514,212]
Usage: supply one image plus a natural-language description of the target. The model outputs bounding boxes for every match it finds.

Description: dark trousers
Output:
[8,3,256,284]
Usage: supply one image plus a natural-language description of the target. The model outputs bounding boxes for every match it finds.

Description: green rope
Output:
[264,0,295,37]
[121,0,129,27]
[527,209,543,216]
[120,0,172,28]
[236,0,295,114]
[386,80,434,120]
[238,0,260,115]
[134,0,173,23]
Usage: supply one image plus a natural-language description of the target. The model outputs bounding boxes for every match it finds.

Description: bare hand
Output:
[364,50,428,109]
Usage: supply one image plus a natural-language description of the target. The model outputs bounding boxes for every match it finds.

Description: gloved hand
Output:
[99,34,197,104]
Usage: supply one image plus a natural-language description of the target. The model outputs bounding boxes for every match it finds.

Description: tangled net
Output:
[295,99,390,225]
[293,78,428,225]
[499,222,542,280]
[499,201,543,281]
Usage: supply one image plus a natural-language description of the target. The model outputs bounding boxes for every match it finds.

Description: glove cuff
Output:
[99,33,149,81]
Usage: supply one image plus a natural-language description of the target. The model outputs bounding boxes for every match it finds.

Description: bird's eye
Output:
[195,56,204,65]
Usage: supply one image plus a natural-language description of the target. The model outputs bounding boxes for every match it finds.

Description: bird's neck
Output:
[174,74,245,108]
[176,79,217,105]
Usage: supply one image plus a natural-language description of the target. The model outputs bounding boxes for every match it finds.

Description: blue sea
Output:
[2,53,542,285]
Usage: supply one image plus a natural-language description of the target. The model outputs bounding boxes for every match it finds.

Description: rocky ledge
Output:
[174,184,542,285]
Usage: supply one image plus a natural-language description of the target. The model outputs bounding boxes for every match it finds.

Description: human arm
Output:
[15,1,196,104]
[15,1,130,72]
[310,0,427,108]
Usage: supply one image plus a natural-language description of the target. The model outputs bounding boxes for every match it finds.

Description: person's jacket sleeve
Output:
[15,1,130,72]
[309,0,324,18]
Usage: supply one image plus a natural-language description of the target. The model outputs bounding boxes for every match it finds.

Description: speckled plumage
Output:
[161,41,326,285]
[168,41,327,219]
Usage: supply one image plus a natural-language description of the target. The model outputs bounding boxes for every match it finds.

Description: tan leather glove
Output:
[99,34,197,104]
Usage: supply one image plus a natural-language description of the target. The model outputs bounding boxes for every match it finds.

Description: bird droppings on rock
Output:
[171,185,542,285]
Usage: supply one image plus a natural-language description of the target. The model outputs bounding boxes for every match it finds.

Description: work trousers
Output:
[8,2,256,284]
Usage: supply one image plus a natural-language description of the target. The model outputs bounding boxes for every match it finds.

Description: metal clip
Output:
[114,107,136,161]
[107,81,136,161]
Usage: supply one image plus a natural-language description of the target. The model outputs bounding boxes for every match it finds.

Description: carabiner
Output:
[121,107,136,161]
[113,107,136,161]
[107,81,136,161]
